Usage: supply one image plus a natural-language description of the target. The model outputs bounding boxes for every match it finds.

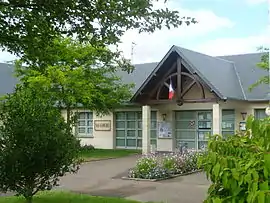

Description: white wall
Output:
[61,109,114,149]
[61,100,268,150]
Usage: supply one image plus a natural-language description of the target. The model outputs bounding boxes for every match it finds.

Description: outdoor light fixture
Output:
[266,106,270,116]
[162,113,167,121]
[241,112,247,120]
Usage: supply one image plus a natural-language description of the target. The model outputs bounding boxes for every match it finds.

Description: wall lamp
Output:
[162,113,167,121]
[241,112,247,120]
[266,106,270,116]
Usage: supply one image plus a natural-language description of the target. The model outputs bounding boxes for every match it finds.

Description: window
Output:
[197,111,212,150]
[77,112,93,137]
[150,111,157,146]
[115,111,157,149]
[222,110,235,136]
[255,109,267,120]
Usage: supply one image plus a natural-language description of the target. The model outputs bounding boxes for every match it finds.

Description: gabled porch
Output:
[131,47,226,154]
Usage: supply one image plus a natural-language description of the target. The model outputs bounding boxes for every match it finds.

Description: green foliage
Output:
[0,0,196,57]
[0,87,80,203]
[199,116,270,203]
[250,47,269,91]
[15,37,134,126]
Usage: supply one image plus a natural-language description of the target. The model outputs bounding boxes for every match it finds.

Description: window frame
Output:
[76,111,94,138]
[221,109,235,136]
[254,109,267,120]
[115,111,157,149]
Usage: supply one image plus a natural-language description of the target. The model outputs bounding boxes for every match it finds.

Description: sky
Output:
[0,0,269,64]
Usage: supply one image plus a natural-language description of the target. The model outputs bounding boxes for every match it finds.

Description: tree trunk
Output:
[24,195,33,203]
[66,105,71,128]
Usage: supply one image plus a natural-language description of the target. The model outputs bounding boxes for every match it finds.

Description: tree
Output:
[15,37,134,126]
[199,116,270,202]
[250,47,269,90]
[0,86,81,203]
[0,0,196,57]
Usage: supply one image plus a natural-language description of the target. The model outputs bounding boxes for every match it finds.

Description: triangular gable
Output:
[174,47,245,100]
[131,45,244,103]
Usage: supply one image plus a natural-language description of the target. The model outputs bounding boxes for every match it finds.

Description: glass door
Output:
[197,111,212,150]
[175,111,197,149]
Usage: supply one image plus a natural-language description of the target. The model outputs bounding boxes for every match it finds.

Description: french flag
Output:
[168,79,174,100]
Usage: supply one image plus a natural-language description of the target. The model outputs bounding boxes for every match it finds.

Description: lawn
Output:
[79,148,141,161]
[0,191,147,203]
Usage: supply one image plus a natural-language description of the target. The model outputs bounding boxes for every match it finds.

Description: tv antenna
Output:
[131,42,136,64]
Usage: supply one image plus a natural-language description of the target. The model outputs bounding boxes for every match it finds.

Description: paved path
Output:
[59,155,211,203]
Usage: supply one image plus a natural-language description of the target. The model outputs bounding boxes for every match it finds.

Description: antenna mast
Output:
[131,42,136,64]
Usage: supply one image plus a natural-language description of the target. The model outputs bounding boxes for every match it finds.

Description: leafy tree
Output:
[0,0,196,57]
[199,116,270,203]
[0,87,80,203]
[15,37,134,126]
[250,47,269,90]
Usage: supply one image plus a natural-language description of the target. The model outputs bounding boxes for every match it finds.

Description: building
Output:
[0,45,269,153]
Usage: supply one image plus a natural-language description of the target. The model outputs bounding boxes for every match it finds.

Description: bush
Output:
[162,154,184,175]
[129,151,202,179]
[199,116,270,203]
[80,144,95,151]
[0,87,81,203]
[129,155,168,179]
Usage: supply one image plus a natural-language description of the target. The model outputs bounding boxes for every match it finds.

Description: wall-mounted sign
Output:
[158,121,172,138]
[94,120,111,131]
[239,121,246,131]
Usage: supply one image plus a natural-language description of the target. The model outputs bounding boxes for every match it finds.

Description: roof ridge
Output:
[133,62,159,66]
[214,57,234,63]
[231,62,247,100]
[217,52,266,57]
[175,46,234,65]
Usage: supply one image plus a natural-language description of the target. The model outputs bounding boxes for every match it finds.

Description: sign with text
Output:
[158,121,172,138]
[94,120,111,131]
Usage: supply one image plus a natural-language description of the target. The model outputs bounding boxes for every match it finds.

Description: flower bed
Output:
[127,150,205,180]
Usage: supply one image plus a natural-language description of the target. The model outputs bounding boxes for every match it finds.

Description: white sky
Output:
[0,0,268,64]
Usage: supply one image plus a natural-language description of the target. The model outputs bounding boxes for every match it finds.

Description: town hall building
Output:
[0,45,269,153]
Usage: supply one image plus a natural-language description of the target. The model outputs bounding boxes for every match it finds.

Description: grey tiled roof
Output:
[116,62,158,94]
[219,53,268,101]
[131,46,268,101]
[175,46,245,100]
[0,62,18,95]
[0,46,268,101]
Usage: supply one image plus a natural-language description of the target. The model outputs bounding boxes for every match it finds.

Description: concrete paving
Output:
[59,155,211,203]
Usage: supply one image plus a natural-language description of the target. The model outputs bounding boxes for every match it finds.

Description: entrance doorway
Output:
[174,110,212,150]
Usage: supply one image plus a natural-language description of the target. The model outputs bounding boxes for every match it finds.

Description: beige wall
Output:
[154,100,268,151]
[183,83,216,99]
[61,100,268,150]
[61,109,114,149]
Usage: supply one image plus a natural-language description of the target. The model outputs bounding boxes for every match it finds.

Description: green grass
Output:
[79,148,141,161]
[0,191,145,203]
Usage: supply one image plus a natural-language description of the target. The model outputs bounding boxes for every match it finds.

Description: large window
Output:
[222,110,235,136]
[115,111,157,149]
[255,109,267,120]
[175,111,212,150]
[77,112,93,137]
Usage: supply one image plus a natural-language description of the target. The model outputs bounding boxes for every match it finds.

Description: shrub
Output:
[80,144,95,151]
[129,151,202,179]
[182,151,203,173]
[199,116,270,203]
[129,155,169,179]
[162,153,184,175]
[0,87,80,203]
